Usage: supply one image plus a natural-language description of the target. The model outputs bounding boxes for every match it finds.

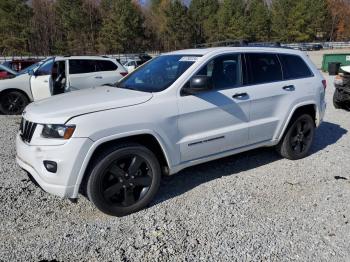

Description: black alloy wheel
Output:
[276,114,315,160]
[0,91,29,115]
[289,118,313,155]
[102,155,153,206]
[87,144,161,216]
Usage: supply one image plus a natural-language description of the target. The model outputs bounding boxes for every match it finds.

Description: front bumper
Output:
[16,133,93,198]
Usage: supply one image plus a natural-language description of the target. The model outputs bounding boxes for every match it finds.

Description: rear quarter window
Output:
[279,54,313,80]
[96,60,118,72]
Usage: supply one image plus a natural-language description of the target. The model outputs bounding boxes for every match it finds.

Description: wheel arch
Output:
[0,88,31,102]
[75,132,172,197]
[277,103,317,142]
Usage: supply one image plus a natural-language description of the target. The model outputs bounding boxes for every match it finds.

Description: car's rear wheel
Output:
[86,143,161,217]
[276,114,315,160]
[0,90,29,115]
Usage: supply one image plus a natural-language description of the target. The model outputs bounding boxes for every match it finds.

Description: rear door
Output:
[30,58,54,100]
[67,59,97,90]
[245,52,313,144]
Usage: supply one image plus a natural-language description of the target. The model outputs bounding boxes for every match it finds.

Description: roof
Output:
[165,46,303,56]
[54,56,116,61]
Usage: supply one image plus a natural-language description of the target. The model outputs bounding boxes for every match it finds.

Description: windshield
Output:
[117,55,201,92]
[17,58,50,75]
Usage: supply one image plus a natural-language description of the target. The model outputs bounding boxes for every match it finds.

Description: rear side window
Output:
[96,60,118,72]
[246,53,283,85]
[69,60,96,74]
[279,54,313,79]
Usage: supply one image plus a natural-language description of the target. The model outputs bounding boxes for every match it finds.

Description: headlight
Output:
[41,124,75,139]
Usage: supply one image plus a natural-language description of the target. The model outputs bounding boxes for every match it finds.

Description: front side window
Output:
[194,54,241,89]
[35,59,54,76]
[69,60,96,74]
[279,54,313,80]
[117,55,201,92]
[246,53,283,85]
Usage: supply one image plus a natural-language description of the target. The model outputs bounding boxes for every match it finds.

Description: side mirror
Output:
[183,75,212,95]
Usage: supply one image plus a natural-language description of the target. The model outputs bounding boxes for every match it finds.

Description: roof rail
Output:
[195,40,292,49]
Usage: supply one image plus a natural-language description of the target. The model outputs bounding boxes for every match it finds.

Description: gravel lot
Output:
[0,74,350,261]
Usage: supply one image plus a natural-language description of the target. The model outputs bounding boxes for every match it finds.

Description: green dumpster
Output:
[322,53,350,72]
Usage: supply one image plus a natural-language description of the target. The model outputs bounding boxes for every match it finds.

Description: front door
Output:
[177,54,251,162]
[30,58,54,101]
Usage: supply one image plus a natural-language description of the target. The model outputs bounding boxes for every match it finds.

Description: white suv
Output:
[16,47,327,216]
[0,56,127,115]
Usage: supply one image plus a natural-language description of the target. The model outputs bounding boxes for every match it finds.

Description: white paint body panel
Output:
[16,47,326,198]
[0,56,127,103]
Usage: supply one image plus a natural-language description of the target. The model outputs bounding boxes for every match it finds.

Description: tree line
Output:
[0,0,350,56]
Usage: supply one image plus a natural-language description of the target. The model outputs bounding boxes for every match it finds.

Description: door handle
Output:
[283,85,295,91]
[94,76,103,79]
[232,92,248,99]
[44,80,48,83]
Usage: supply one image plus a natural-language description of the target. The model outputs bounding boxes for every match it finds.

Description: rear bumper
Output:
[318,101,326,126]
[16,133,93,198]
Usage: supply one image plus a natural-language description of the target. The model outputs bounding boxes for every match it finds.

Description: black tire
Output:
[0,90,29,115]
[276,114,315,160]
[86,143,161,217]
[333,89,342,109]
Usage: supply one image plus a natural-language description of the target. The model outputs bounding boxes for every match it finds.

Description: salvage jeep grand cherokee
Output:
[16,47,327,216]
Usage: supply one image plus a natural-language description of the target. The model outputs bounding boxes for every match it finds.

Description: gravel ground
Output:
[1,74,350,262]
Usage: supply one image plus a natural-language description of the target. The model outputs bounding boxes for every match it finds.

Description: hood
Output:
[24,86,153,124]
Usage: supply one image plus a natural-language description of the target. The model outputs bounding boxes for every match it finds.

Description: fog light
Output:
[44,160,57,173]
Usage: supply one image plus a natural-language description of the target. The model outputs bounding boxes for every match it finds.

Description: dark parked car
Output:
[334,66,350,110]
[0,64,17,80]
[312,44,323,51]
[2,59,40,72]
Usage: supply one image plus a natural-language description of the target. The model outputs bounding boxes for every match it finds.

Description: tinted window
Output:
[96,60,118,72]
[69,60,96,74]
[117,55,200,92]
[279,54,313,79]
[246,53,282,84]
[195,54,241,89]
[36,59,54,76]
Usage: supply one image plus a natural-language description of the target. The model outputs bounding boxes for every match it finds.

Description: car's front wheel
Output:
[276,114,315,160]
[86,143,161,217]
[0,90,29,115]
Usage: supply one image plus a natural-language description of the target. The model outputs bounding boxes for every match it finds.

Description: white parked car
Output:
[0,56,127,115]
[16,47,326,216]
[123,59,143,73]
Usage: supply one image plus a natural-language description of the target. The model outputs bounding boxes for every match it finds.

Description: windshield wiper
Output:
[103,83,116,87]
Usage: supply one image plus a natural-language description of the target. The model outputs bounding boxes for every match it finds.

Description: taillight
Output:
[120,72,128,77]
[322,79,327,89]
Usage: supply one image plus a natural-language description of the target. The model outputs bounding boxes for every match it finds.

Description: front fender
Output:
[71,130,172,198]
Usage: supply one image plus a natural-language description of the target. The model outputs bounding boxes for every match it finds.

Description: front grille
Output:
[20,118,37,143]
